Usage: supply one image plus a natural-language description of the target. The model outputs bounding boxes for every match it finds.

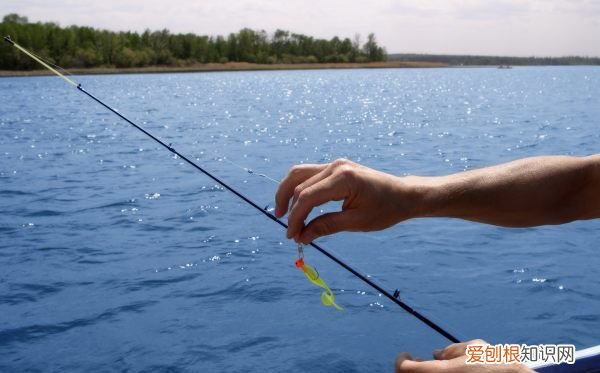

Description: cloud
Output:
[1,0,599,56]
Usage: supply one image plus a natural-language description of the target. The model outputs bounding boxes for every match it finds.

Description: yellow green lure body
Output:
[295,246,343,310]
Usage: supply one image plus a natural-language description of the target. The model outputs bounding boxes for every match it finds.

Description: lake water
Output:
[1,67,599,372]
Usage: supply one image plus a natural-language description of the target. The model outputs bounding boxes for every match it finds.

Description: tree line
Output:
[388,53,600,66]
[0,13,387,70]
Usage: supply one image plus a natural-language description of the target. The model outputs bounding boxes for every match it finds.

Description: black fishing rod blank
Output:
[4,35,460,344]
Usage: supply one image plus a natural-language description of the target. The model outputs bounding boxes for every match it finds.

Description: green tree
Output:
[0,13,390,70]
[363,33,384,62]
[3,13,28,24]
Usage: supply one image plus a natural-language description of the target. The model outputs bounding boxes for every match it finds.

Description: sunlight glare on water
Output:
[0,67,599,372]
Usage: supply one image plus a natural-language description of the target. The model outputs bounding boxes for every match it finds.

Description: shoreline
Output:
[0,61,447,77]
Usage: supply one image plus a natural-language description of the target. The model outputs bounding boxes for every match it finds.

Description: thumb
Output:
[298,210,360,244]
[395,354,444,373]
[434,340,488,360]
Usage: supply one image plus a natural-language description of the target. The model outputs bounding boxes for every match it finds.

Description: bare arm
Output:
[275,155,600,244]
[415,154,600,227]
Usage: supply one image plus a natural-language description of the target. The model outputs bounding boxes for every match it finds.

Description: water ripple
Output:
[0,300,157,346]
[23,209,64,217]
[1,68,599,372]
[0,189,34,196]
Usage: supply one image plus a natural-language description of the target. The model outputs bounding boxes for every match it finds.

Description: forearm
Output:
[409,155,600,227]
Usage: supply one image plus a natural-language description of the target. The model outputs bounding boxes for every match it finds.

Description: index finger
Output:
[286,175,347,240]
[275,163,327,217]
[434,339,488,360]
[395,353,444,373]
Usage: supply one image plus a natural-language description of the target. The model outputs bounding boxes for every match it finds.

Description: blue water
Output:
[1,67,599,372]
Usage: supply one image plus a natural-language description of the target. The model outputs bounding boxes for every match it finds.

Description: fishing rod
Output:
[4,35,460,344]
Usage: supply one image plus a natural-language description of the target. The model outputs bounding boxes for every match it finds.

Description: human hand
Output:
[395,339,534,373]
[275,159,424,244]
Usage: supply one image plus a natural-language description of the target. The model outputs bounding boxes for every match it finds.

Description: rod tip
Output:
[4,35,14,45]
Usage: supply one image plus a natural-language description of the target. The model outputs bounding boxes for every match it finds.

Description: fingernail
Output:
[433,349,442,359]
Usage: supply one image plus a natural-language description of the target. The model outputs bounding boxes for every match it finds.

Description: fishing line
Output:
[217,156,281,185]
[5,35,460,344]
[26,48,76,79]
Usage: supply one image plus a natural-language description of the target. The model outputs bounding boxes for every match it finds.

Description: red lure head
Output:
[295,257,305,268]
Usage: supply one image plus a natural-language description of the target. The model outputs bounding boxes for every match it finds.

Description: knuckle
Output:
[313,221,332,237]
[296,188,312,204]
[470,339,487,345]
[293,185,304,199]
[289,164,312,178]
[331,158,350,168]
[438,349,450,360]
[336,164,357,180]
[289,165,303,176]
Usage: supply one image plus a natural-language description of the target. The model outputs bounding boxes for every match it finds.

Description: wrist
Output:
[396,175,447,220]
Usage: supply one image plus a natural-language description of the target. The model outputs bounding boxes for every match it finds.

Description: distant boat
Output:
[498,65,513,69]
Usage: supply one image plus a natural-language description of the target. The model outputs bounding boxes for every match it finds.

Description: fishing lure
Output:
[4,35,460,343]
[295,245,342,310]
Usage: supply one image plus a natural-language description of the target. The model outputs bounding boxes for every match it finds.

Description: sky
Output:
[2,0,600,57]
